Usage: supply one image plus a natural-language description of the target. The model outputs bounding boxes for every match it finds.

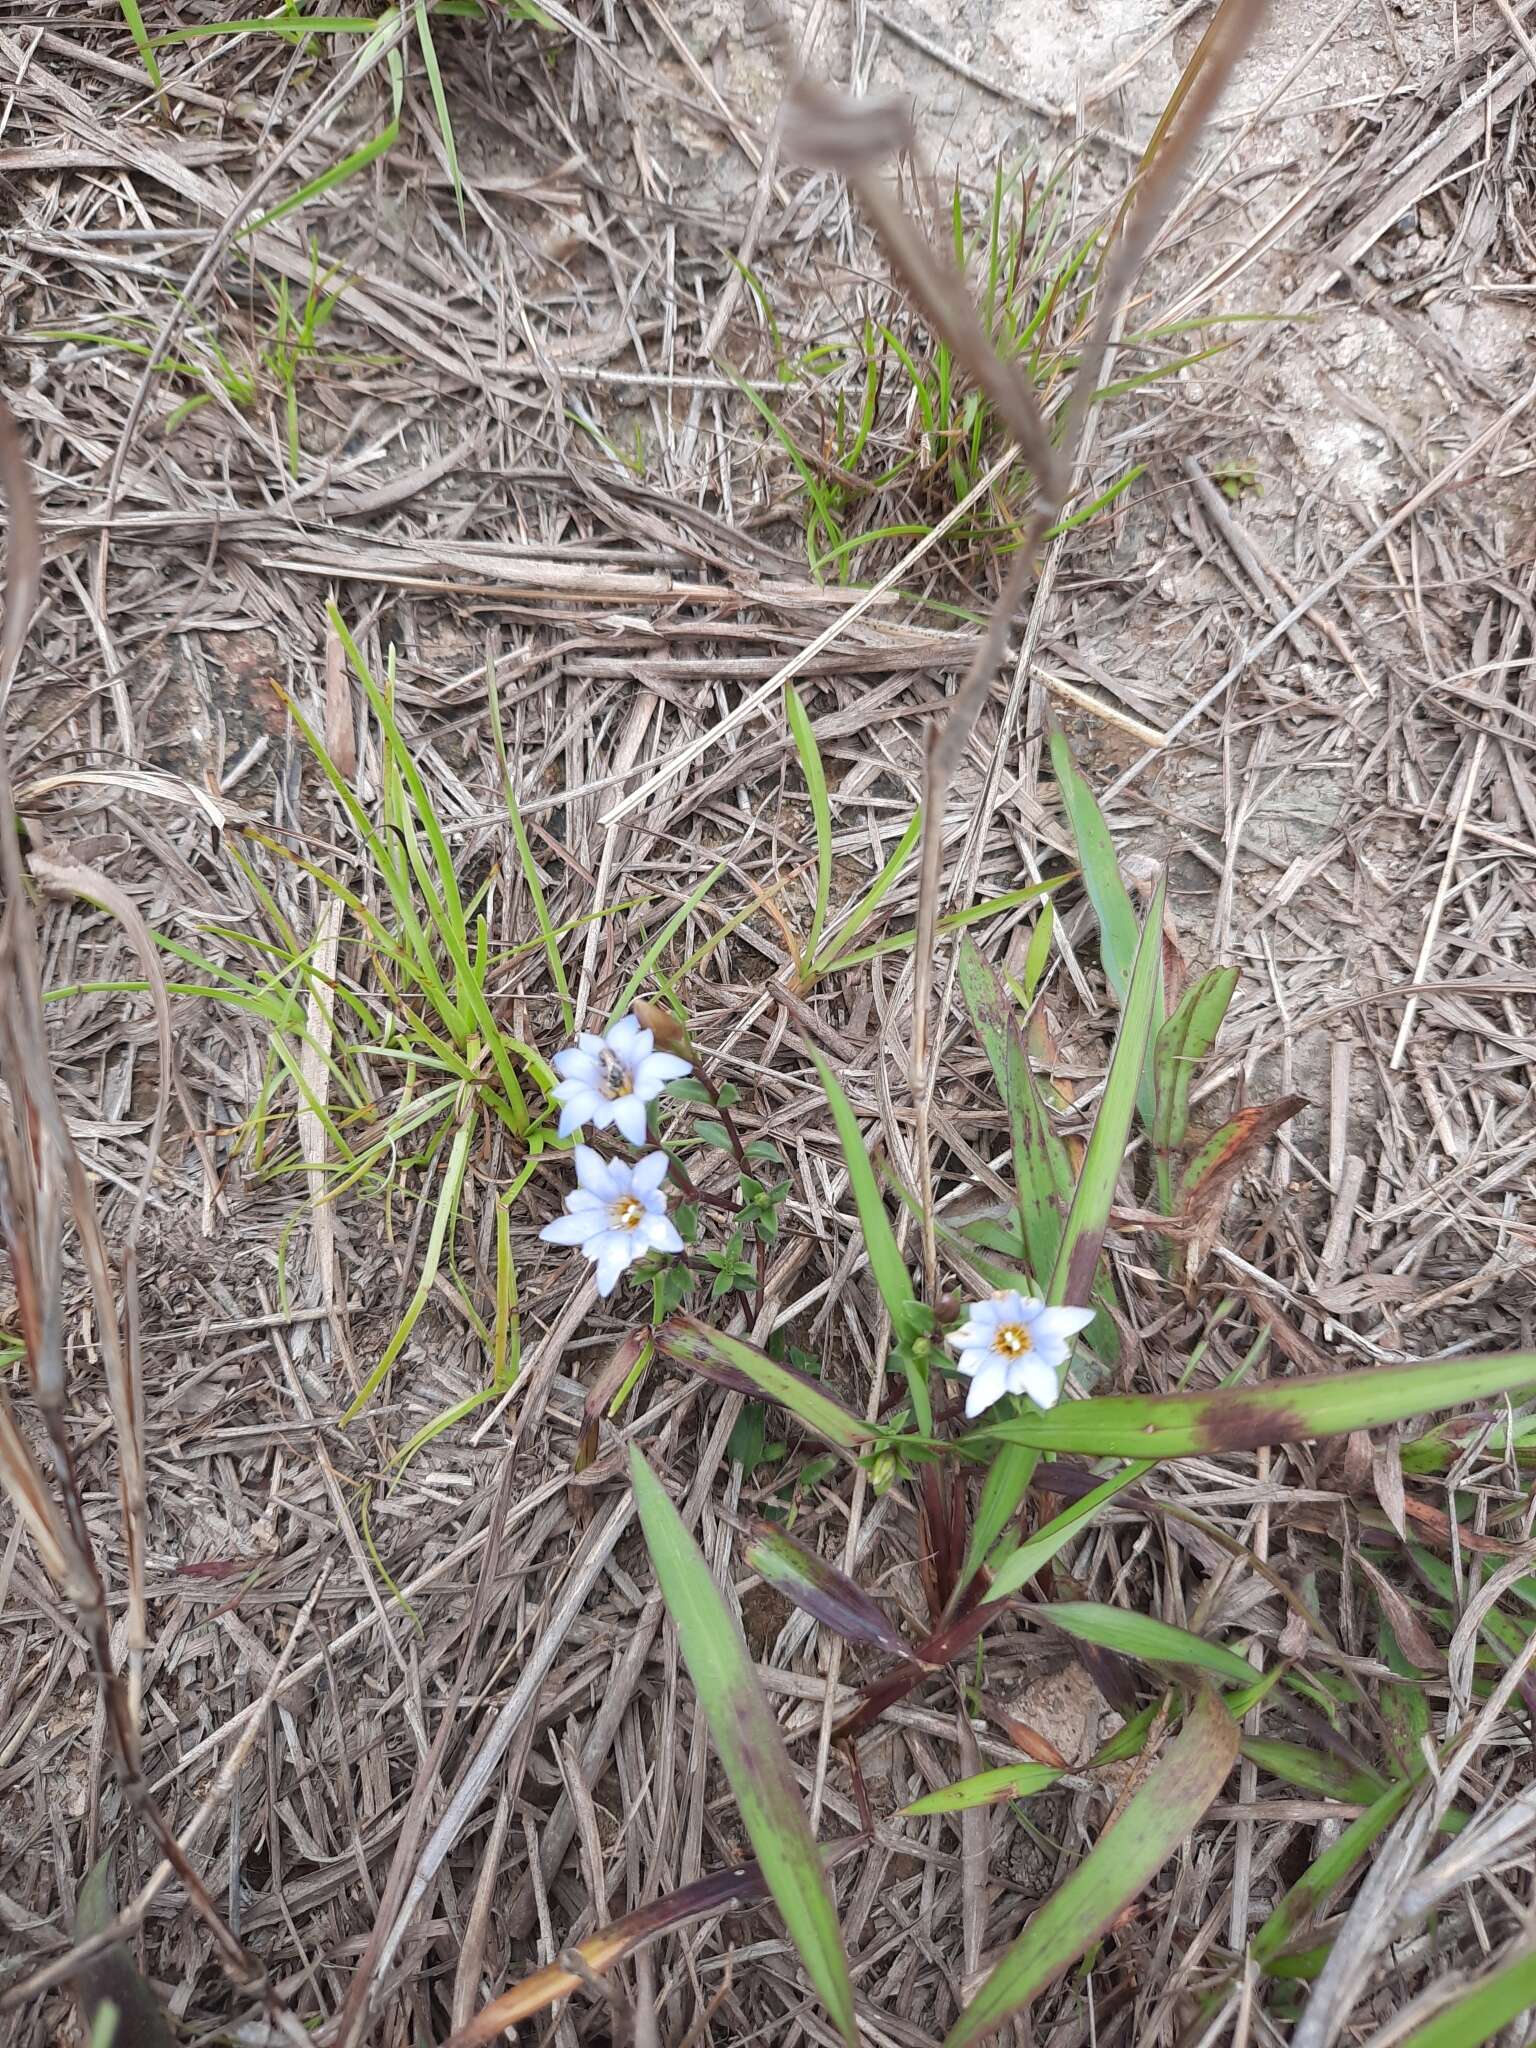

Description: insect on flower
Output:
[539,1146,684,1297]
[550,1013,692,1145]
[947,1291,1096,1418]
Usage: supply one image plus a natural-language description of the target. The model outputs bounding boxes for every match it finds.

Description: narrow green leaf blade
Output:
[983,1462,1153,1600]
[956,936,1073,1289]
[746,1521,912,1660]
[658,1315,876,1456]
[809,1051,921,1344]
[785,682,832,968]
[962,1352,1536,1460]
[1048,728,1145,1010]
[1152,965,1237,1154]
[945,1686,1238,2047]
[1397,1942,1536,2048]
[902,1761,1064,1816]
[1033,1600,1256,1687]
[628,1448,858,2046]
[1049,870,1165,1310]
[1252,1778,1412,1969]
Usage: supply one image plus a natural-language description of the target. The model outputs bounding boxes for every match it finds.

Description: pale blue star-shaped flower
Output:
[948,1292,1096,1418]
[550,1012,692,1145]
[538,1146,684,1297]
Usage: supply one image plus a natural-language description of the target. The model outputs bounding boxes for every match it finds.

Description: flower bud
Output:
[632,998,693,1061]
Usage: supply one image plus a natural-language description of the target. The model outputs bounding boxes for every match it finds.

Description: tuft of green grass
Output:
[36,248,387,476]
[736,159,1232,580]
[141,0,553,235]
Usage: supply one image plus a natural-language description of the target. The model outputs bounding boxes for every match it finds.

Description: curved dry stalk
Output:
[775,0,1268,1306]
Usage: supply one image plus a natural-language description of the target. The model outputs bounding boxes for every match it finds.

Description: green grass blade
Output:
[1252,1778,1414,1969]
[1397,1943,1536,2048]
[809,810,922,977]
[118,0,165,94]
[745,1523,911,1660]
[341,1117,472,1420]
[1033,1600,1256,1687]
[1152,966,1236,1154]
[983,1462,1153,1599]
[1048,727,1163,1127]
[1240,1737,1386,1805]
[902,1761,1064,1816]
[809,1051,923,1353]
[657,1315,877,1456]
[413,0,464,230]
[248,33,404,238]
[1152,964,1237,1210]
[628,1448,858,2046]
[785,682,832,970]
[963,1351,1536,1459]
[820,876,1065,975]
[1049,871,1165,1308]
[607,860,728,1025]
[945,1687,1238,2047]
[956,936,1074,1290]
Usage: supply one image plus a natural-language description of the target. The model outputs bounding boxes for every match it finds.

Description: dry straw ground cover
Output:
[2,1,1535,2045]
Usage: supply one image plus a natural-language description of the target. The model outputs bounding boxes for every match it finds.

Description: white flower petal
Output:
[593,1233,635,1297]
[633,1051,691,1094]
[567,1188,605,1212]
[607,1014,645,1057]
[540,1211,605,1246]
[612,1092,650,1145]
[964,1357,1012,1418]
[631,1151,670,1196]
[577,1032,607,1056]
[639,1214,684,1254]
[951,1343,994,1381]
[1032,1305,1096,1342]
[965,1298,1008,1329]
[949,1320,994,1354]
[556,1098,592,1138]
[552,1047,600,1083]
[573,1145,623,1199]
[1009,1357,1061,1411]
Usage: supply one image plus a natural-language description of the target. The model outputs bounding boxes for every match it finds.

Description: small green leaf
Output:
[629,1449,858,2045]
[945,1687,1238,2046]
[666,1076,713,1105]
[1033,1600,1257,1688]
[902,1761,1064,1816]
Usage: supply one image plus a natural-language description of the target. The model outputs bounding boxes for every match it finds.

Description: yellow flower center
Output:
[993,1323,1032,1359]
[598,1047,634,1100]
[611,1195,644,1232]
